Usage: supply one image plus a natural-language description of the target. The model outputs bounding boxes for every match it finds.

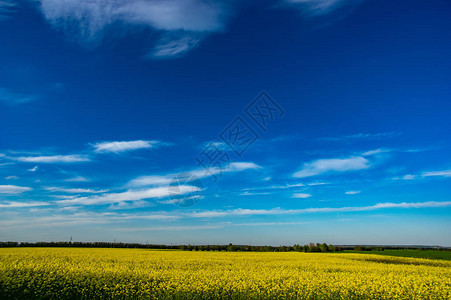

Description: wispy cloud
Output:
[150,33,202,58]
[38,0,232,57]
[292,193,312,198]
[0,88,38,105]
[65,176,90,182]
[0,1,17,21]
[393,170,451,181]
[28,166,39,172]
[14,154,90,163]
[0,201,49,208]
[345,190,360,195]
[57,185,201,206]
[199,141,230,151]
[362,148,392,156]
[392,174,417,181]
[239,191,271,196]
[129,162,262,187]
[92,140,162,153]
[188,201,451,218]
[44,187,108,194]
[242,181,326,193]
[293,156,370,178]
[0,185,32,194]
[319,132,401,142]
[5,175,18,180]
[422,170,451,178]
[281,0,363,16]
[57,161,261,206]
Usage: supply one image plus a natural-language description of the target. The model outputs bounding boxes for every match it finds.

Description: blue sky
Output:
[0,0,450,246]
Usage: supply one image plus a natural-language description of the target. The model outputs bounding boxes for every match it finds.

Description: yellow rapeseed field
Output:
[0,248,450,299]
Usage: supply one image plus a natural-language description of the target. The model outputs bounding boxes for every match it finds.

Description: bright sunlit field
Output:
[0,248,450,299]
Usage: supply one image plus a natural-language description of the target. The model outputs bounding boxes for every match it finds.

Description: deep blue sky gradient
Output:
[0,0,450,245]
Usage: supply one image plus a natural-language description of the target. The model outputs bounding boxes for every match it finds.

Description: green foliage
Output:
[351,250,451,261]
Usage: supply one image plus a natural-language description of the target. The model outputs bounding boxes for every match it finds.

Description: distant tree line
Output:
[353,246,384,251]
[0,241,340,252]
[0,241,179,249]
[180,243,341,252]
[1,241,448,251]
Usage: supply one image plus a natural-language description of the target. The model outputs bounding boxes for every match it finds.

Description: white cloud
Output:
[392,170,451,181]
[227,162,262,172]
[239,191,271,196]
[319,132,400,142]
[0,1,17,21]
[293,156,370,178]
[0,88,37,105]
[422,170,451,178]
[307,181,328,186]
[276,0,366,26]
[292,193,312,198]
[57,185,201,206]
[118,224,223,231]
[65,176,90,182]
[188,201,451,218]
[362,148,391,156]
[14,155,90,163]
[283,0,352,16]
[199,141,229,151]
[44,187,108,194]
[5,175,18,180]
[0,185,32,194]
[128,161,262,187]
[28,166,39,172]
[151,33,201,58]
[38,0,231,57]
[0,211,179,229]
[345,190,360,195]
[0,201,49,208]
[241,181,327,193]
[392,174,417,180]
[92,140,161,153]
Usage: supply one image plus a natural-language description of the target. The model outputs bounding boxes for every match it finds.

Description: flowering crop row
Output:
[0,248,450,299]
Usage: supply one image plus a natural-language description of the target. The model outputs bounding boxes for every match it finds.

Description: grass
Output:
[348,249,451,261]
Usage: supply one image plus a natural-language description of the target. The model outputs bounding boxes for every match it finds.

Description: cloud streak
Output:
[319,132,401,142]
[292,193,312,198]
[282,0,363,16]
[0,201,49,208]
[57,185,201,206]
[14,154,90,163]
[293,156,370,178]
[188,201,451,218]
[92,140,162,153]
[0,185,32,194]
[422,170,451,178]
[44,187,108,194]
[38,0,231,57]
[129,162,262,187]
[0,1,17,21]
[0,88,37,105]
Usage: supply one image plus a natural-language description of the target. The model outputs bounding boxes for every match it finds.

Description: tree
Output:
[354,246,363,251]
[227,243,237,252]
[319,243,328,252]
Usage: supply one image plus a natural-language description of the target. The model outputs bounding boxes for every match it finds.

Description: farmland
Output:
[350,249,451,261]
[0,248,450,299]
